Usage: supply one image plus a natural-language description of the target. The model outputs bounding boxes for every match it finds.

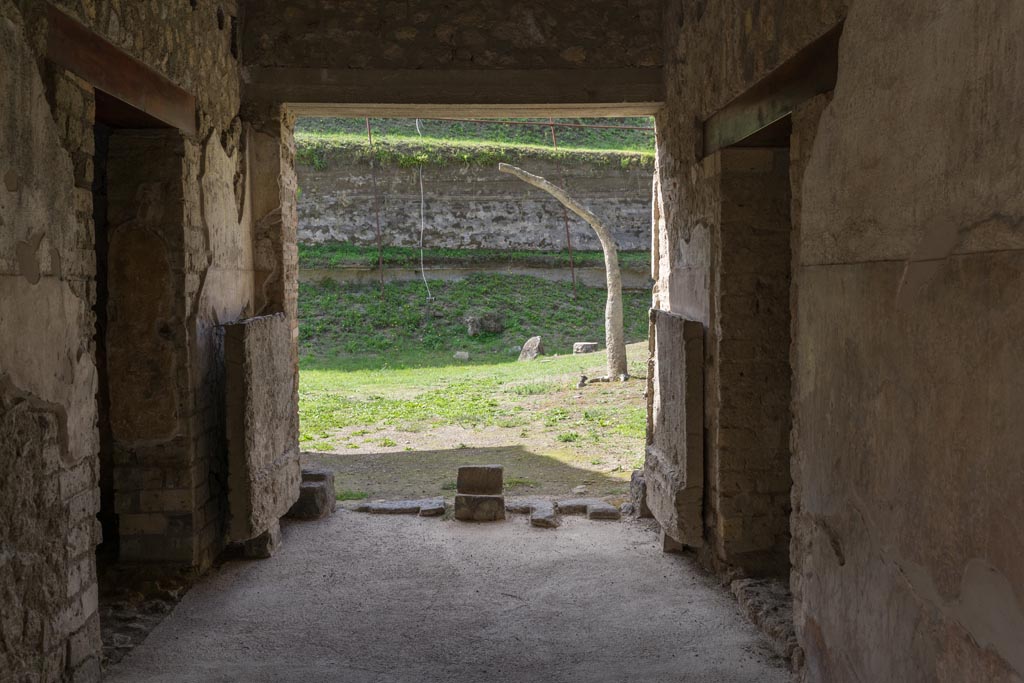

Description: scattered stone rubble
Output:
[731,578,801,671]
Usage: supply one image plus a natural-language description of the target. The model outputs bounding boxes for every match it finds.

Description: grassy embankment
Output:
[298,274,651,501]
[293,116,656,170]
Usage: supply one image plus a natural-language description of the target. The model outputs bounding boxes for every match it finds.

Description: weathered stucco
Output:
[653,0,1024,680]
[297,152,652,252]
[792,1,1024,679]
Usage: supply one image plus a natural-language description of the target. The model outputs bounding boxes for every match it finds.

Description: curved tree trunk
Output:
[498,162,628,378]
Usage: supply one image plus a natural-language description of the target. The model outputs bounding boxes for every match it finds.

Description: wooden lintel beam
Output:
[702,23,844,157]
[46,5,197,135]
[244,67,664,117]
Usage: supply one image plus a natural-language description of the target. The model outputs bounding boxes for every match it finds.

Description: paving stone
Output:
[573,342,599,354]
[505,499,537,514]
[555,498,602,515]
[457,465,503,495]
[355,500,423,515]
[417,499,447,517]
[586,501,622,520]
[454,494,505,522]
[529,500,559,528]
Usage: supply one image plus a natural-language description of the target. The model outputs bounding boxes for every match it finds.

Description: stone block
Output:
[417,499,447,517]
[645,310,704,547]
[353,499,444,515]
[573,342,599,354]
[630,469,653,518]
[457,465,503,495]
[529,500,559,528]
[287,467,337,520]
[554,498,593,515]
[454,494,505,522]
[586,501,621,520]
[518,336,544,361]
[287,482,336,520]
[243,520,281,559]
[224,313,301,545]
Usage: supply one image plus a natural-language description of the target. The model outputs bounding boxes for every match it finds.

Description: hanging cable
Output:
[415,118,433,301]
[549,117,577,296]
[366,117,385,295]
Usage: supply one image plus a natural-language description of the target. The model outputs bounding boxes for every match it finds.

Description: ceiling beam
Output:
[702,23,843,157]
[46,5,197,135]
[244,67,664,118]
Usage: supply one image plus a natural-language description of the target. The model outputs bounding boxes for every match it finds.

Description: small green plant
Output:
[510,382,553,396]
[380,437,397,447]
[336,490,369,501]
[440,480,457,491]
[557,431,581,443]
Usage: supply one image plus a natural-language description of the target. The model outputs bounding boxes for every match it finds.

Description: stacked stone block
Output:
[454,465,505,522]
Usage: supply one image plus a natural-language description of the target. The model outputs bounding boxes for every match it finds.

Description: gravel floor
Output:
[105,511,789,683]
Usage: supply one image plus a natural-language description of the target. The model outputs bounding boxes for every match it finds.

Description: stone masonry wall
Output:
[709,148,792,578]
[1,0,253,679]
[242,0,661,71]
[297,152,653,251]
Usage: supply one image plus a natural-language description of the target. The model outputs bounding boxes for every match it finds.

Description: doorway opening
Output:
[293,115,656,506]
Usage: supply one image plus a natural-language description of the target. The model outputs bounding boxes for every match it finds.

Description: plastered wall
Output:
[654,0,1024,680]
[0,0,260,678]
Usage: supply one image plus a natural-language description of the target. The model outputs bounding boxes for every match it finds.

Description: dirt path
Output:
[105,512,789,683]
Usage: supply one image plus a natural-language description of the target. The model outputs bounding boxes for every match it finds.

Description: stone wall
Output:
[654,0,1024,680]
[793,2,1024,680]
[296,151,653,251]
[242,0,660,72]
[0,0,261,678]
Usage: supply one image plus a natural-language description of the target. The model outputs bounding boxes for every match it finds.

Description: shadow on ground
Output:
[304,444,631,501]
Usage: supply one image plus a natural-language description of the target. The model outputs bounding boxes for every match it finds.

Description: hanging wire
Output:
[549,117,577,296]
[365,118,385,295]
[414,118,433,302]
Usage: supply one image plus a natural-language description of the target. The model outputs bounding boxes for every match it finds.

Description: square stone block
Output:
[454,494,506,522]
[457,465,503,495]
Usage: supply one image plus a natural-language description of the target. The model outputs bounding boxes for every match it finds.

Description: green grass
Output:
[293,116,654,171]
[297,116,655,158]
[298,272,650,359]
[297,243,651,272]
[299,342,650,442]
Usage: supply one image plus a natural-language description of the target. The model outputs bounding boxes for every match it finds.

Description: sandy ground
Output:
[104,511,789,683]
